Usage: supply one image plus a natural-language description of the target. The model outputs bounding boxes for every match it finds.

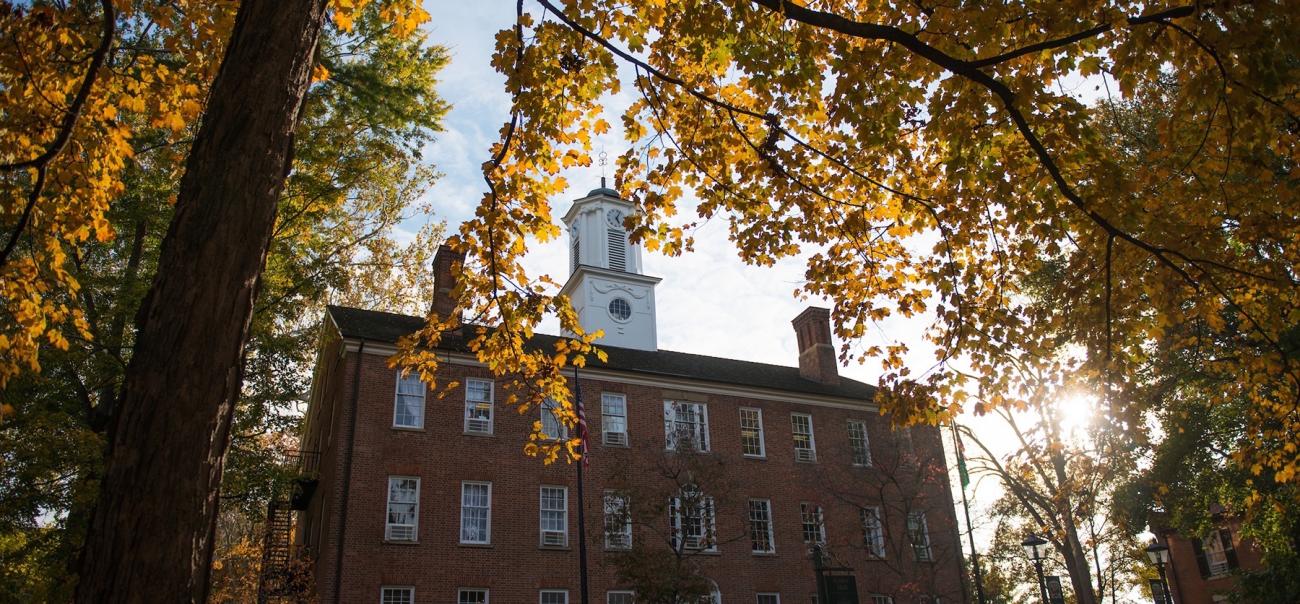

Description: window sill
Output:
[752,550,777,557]
[458,542,493,548]
[743,454,767,460]
[383,539,419,546]
[683,549,721,556]
[538,545,572,551]
[463,430,495,437]
[603,547,632,553]
[391,426,425,432]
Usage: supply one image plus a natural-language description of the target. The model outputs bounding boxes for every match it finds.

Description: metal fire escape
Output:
[256,450,320,604]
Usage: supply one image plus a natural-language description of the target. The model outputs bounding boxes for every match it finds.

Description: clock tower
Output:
[558,185,661,351]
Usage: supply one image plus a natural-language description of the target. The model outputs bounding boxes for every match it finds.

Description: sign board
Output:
[1045,576,1066,604]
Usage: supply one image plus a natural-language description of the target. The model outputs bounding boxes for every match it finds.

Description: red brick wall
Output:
[303,346,968,604]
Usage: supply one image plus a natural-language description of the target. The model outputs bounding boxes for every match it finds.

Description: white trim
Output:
[459,481,492,545]
[748,498,776,554]
[739,407,766,458]
[340,339,876,412]
[463,378,494,435]
[392,370,425,429]
[539,485,569,548]
[539,590,570,604]
[384,476,420,542]
[380,586,415,604]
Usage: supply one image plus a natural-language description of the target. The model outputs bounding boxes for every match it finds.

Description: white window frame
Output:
[664,400,710,452]
[384,476,419,542]
[748,498,776,554]
[757,595,781,604]
[393,370,425,429]
[458,588,489,604]
[791,413,816,462]
[670,490,717,552]
[542,397,569,440]
[540,485,569,548]
[801,502,826,545]
[847,419,872,466]
[459,481,492,545]
[1204,531,1232,576]
[604,490,632,550]
[602,392,629,446]
[908,512,932,561]
[739,407,766,458]
[463,378,494,435]
[861,505,885,557]
[607,591,635,604]
[380,586,414,604]
[540,590,570,604]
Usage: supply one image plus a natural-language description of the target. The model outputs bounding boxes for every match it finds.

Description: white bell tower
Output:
[558,184,661,351]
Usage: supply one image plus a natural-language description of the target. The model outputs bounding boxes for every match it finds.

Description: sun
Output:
[1057,393,1097,434]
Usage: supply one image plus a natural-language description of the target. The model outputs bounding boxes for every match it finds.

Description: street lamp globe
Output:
[1021,533,1049,561]
[1146,541,1171,566]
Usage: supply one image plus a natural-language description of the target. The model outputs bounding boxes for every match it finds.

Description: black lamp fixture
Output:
[1021,533,1050,604]
[1145,540,1174,604]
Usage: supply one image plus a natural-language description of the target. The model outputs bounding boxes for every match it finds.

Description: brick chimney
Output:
[431,245,464,321]
[792,306,839,385]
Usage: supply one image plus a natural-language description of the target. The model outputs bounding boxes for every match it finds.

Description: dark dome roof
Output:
[587,186,619,197]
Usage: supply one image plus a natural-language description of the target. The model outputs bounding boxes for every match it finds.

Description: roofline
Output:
[561,190,633,224]
[338,337,877,412]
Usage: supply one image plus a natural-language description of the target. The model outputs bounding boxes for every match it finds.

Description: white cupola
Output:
[558,185,661,351]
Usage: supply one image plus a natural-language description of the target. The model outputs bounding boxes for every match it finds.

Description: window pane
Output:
[848,420,872,466]
[542,398,568,440]
[740,408,764,456]
[749,499,774,553]
[381,587,413,604]
[394,373,424,427]
[541,486,568,537]
[608,592,635,604]
[604,492,632,549]
[758,595,781,604]
[459,589,488,604]
[461,483,491,543]
[861,506,884,557]
[908,512,931,561]
[541,591,569,604]
[665,401,709,451]
[801,503,825,544]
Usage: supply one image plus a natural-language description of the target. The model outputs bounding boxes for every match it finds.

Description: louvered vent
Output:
[386,524,415,542]
[607,228,626,271]
[542,530,567,547]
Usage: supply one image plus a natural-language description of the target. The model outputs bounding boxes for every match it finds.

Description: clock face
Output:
[606,209,625,228]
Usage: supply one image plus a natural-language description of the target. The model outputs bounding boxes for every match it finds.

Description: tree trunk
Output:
[75,1,328,601]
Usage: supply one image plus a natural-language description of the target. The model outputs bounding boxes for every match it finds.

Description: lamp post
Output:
[1145,540,1174,604]
[1021,533,1050,604]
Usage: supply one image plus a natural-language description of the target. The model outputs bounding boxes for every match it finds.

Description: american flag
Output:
[574,366,590,466]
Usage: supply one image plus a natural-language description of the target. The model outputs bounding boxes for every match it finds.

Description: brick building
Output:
[292,187,968,604]
[1150,514,1264,604]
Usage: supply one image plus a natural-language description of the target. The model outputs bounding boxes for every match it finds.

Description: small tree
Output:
[603,438,743,604]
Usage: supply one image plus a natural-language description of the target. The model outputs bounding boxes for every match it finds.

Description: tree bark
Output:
[75,1,329,601]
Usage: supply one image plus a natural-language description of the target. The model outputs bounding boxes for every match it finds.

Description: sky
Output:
[407,0,1120,567]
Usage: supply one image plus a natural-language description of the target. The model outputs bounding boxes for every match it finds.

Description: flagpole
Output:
[952,421,987,604]
[575,365,590,604]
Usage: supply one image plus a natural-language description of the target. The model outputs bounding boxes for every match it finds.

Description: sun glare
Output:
[1057,393,1097,434]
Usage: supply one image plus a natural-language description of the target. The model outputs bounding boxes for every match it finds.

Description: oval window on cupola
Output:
[608,297,632,321]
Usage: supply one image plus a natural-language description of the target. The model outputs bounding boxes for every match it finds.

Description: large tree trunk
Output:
[75,1,328,601]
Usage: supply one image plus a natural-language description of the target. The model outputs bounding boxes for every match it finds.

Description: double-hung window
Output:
[861,506,885,557]
[393,371,424,428]
[607,592,635,604]
[848,420,872,466]
[801,503,826,545]
[1199,529,1238,577]
[602,393,628,446]
[739,407,766,457]
[604,491,632,550]
[907,512,932,561]
[664,401,710,451]
[464,378,494,434]
[460,481,491,544]
[748,499,776,554]
[540,486,569,547]
[381,587,414,604]
[757,595,781,604]
[385,477,419,542]
[459,589,489,604]
[542,398,568,440]
[540,590,569,604]
[792,413,816,462]
[670,488,716,551]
